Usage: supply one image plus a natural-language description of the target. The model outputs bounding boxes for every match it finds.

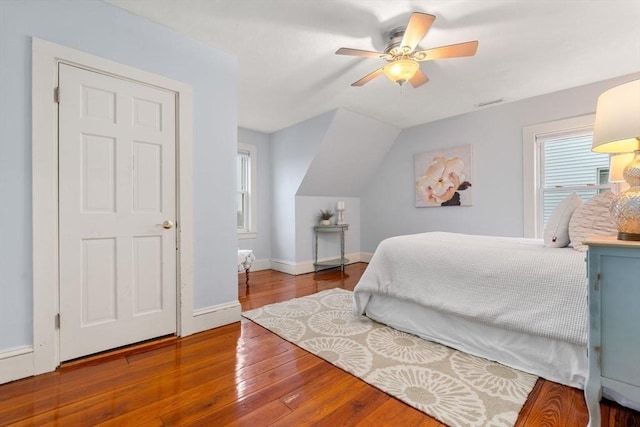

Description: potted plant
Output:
[317,209,334,226]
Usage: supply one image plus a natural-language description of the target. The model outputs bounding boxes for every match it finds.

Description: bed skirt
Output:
[363,294,588,388]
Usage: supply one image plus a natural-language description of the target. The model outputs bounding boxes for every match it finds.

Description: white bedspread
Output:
[353,232,588,346]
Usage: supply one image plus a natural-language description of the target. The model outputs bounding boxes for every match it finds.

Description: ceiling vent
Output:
[476,98,504,108]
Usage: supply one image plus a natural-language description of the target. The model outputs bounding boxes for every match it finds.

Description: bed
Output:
[353,231,588,388]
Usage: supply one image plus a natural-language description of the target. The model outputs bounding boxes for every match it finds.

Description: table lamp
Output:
[609,153,634,194]
[592,79,640,241]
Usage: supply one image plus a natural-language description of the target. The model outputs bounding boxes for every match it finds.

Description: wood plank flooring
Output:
[1,263,638,426]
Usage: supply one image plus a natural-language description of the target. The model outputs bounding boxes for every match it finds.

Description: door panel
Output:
[132,236,163,315]
[81,238,117,325]
[82,134,116,212]
[58,63,177,361]
[132,141,163,212]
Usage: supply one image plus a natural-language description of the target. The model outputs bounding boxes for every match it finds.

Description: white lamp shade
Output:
[592,79,640,153]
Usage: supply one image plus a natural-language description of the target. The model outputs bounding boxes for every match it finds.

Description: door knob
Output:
[162,220,174,229]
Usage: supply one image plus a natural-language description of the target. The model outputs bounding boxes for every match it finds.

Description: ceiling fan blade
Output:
[409,69,429,88]
[351,67,384,86]
[400,12,436,52]
[335,47,384,59]
[414,41,479,61]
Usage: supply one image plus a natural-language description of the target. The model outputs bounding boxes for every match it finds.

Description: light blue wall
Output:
[360,73,640,253]
[238,127,271,262]
[271,108,400,265]
[295,196,361,262]
[0,0,238,351]
[270,110,336,263]
[297,109,400,197]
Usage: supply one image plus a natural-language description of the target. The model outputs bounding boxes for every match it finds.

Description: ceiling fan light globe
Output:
[383,59,419,85]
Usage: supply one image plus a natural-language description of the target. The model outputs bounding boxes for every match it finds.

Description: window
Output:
[539,133,610,226]
[523,115,610,238]
[596,167,610,193]
[237,143,257,238]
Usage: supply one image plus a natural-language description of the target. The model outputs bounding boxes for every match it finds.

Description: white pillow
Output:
[544,193,582,248]
[569,191,617,251]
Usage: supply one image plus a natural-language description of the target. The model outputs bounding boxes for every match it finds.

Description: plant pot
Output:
[320,220,331,226]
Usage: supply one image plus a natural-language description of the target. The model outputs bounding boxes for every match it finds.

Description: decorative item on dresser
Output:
[317,209,334,226]
[592,79,640,241]
[336,201,346,224]
[584,236,640,426]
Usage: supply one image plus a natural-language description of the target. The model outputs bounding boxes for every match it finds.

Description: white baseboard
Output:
[189,301,241,335]
[0,346,34,384]
[248,258,270,272]
[293,261,314,275]
[270,253,366,276]
[0,301,242,385]
[360,252,373,263]
[269,258,297,275]
[264,253,373,276]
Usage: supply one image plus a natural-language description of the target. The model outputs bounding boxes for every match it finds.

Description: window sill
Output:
[238,232,257,240]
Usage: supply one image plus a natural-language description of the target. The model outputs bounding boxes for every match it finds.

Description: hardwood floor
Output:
[1,263,638,426]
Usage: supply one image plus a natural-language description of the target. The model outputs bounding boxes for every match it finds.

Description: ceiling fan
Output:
[336,12,478,88]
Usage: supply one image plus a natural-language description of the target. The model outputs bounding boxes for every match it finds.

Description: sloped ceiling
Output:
[106,0,640,133]
[296,109,400,197]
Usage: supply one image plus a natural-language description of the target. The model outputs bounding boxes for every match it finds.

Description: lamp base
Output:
[610,150,640,240]
[617,231,640,241]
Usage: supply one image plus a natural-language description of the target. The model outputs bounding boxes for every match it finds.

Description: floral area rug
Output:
[242,288,537,427]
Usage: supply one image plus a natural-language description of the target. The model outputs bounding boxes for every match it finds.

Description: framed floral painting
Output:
[414,144,473,207]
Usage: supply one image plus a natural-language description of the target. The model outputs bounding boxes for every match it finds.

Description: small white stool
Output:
[238,250,256,285]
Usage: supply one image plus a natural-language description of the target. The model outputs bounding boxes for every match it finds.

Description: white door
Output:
[58,63,177,361]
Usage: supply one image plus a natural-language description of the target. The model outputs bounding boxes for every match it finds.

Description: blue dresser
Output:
[584,236,640,426]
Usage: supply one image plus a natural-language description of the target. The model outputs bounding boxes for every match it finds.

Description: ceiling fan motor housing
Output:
[385,26,410,56]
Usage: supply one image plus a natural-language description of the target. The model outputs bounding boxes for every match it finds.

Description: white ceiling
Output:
[106,0,640,134]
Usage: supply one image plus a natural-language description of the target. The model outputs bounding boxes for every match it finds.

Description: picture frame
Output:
[414,144,473,207]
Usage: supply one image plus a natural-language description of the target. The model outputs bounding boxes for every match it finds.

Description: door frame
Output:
[32,38,194,374]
